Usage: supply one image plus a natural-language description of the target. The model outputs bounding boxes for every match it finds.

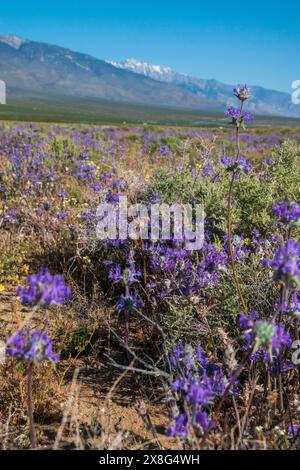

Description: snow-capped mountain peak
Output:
[107,58,179,82]
[0,34,27,49]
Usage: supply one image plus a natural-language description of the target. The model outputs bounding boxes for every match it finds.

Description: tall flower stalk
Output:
[110,261,144,362]
[6,268,69,448]
[225,86,253,314]
[7,327,59,448]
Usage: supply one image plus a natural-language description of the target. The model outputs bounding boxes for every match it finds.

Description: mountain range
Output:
[109,58,299,118]
[0,34,298,118]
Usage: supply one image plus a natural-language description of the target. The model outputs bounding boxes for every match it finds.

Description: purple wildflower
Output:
[116,290,144,312]
[271,323,292,352]
[240,313,291,361]
[17,268,71,306]
[233,84,251,101]
[288,424,299,437]
[167,344,235,439]
[262,156,273,166]
[225,107,254,126]
[194,410,214,433]
[166,412,189,438]
[148,192,161,203]
[264,239,300,286]
[108,263,141,285]
[289,291,300,316]
[273,201,300,226]
[7,327,59,363]
[56,211,70,220]
[225,106,241,121]
[243,111,254,122]
[221,156,252,173]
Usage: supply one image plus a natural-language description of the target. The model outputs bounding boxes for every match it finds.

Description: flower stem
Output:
[27,362,37,449]
[124,285,131,364]
[226,101,248,314]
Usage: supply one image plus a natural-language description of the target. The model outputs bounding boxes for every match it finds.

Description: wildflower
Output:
[105,191,120,204]
[108,263,141,285]
[1,209,18,223]
[202,165,214,177]
[116,290,144,312]
[166,412,189,438]
[17,268,71,306]
[243,112,254,122]
[273,201,300,226]
[288,424,299,437]
[225,107,254,126]
[288,291,300,316]
[148,192,161,203]
[233,84,251,101]
[236,157,253,173]
[271,323,292,353]
[244,237,251,246]
[108,263,122,282]
[262,156,273,166]
[225,106,241,121]
[56,211,70,220]
[240,313,291,360]
[220,155,233,167]
[7,326,59,449]
[167,344,235,439]
[221,156,253,173]
[7,327,59,363]
[264,239,300,287]
[194,410,213,433]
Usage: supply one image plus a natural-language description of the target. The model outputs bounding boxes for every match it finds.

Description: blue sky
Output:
[0,0,298,92]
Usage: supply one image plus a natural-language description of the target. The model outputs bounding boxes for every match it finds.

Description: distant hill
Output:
[0,35,221,112]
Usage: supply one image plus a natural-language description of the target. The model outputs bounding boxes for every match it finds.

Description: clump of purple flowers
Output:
[225,107,254,127]
[263,239,300,288]
[7,327,59,363]
[17,268,71,306]
[273,201,300,227]
[166,344,236,438]
[221,155,253,173]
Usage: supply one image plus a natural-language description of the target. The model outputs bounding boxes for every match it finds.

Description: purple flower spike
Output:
[166,412,189,438]
[264,239,300,286]
[273,201,300,226]
[225,106,241,121]
[233,84,251,101]
[17,268,71,307]
[225,107,254,126]
[7,327,59,363]
[116,290,144,312]
[243,111,254,122]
